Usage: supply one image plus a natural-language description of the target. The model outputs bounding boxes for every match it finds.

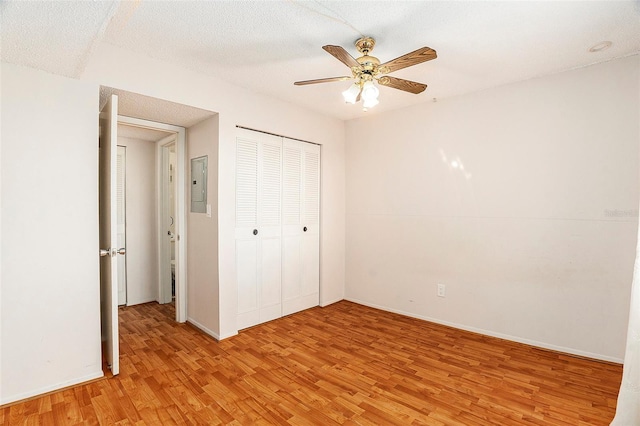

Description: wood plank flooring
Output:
[1,301,622,425]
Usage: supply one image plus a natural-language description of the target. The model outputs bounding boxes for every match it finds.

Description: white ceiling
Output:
[103,86,216,140]
[2,1,639,121]
[101,86,216,128]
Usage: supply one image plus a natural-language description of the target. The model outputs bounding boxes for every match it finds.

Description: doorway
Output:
[99,86,217,376]
[158,135,178,305]
[116,116,187,322]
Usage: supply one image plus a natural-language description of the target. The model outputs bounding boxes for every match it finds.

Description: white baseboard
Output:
[218,331,239,340]
[320,297,343,307]
[345,297,623,364]
[187,317,221,341]
[0,370,104,406]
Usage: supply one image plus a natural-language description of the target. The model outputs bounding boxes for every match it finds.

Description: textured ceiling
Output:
[2,1,639,121]
[100,86,216,128]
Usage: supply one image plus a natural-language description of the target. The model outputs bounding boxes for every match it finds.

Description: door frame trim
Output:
[158,134,177,307]
[117,115,187,323]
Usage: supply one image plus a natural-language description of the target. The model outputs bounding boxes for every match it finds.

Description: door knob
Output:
[303,226,307,232]
[253,229,258,235]
[117,248,126,255]
[100,248,110,257]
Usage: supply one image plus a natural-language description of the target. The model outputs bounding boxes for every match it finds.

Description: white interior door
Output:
[258,137,283,322]
[116,145,127,306]
[282,139,320,315]
[300,143,320,304]
[235,129,282,329]
[99,94,120,375]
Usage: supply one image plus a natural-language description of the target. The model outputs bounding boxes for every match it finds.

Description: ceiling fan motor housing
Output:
[357,55,380,69]
[355,37,376,55]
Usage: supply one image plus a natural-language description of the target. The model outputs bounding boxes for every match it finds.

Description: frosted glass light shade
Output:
[342,83,360,104]
[361,81,379,102]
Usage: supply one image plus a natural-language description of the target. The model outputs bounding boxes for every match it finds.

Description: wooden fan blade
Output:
[294,76,352,86]
[322,45,360,69]
[379,47,437,74]
[377,76,427,94]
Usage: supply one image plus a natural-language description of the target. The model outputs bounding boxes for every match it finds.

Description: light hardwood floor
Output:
[1,301,622,425]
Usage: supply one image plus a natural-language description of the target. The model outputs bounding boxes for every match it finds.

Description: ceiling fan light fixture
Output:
[342,83,360,104]
[295,37,437,113]
[361,80,379,102]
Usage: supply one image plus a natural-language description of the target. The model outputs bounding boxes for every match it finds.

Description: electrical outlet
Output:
[437,284,446,298]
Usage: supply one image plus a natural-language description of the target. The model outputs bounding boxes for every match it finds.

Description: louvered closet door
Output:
[282,138,320,316]
[235,129,282,330]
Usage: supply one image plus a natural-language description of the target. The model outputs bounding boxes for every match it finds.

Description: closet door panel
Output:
[235,129,282,329]
[300,143,320,307]
[235,133,260,329]
[282,139,320,316]
[257,134,282,323]
[282,140,302,315]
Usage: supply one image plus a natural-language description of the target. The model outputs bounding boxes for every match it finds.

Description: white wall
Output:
[186,116,220,337]
[117,135,158,305]
[81,43,346,339]
[0,63,103,404]
[345,55,640,362]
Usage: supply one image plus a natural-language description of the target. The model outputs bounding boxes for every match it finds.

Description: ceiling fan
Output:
[294,36,437,111]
